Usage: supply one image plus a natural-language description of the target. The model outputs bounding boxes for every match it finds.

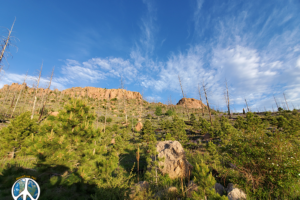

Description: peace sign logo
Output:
[11,178,40,200]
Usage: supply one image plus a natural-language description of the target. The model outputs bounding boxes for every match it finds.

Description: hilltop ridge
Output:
[0,83,142,100]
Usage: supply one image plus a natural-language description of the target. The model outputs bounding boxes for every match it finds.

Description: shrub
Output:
[165,109,174,116]
[98,116,105,122]
[219,112,300,199]
[112,124,119,131]
[278,107,283,112]
[155,106,162,116]
[110,98,118,101]
[146,114,152,119]
[106,117,112,123]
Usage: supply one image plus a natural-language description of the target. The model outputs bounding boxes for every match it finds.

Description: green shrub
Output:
[98,116,105,122]
[106,117,112,123]
[155,106,162,116]
[110,98,118,101]
[112,124,119,131]
[165,109,174,116]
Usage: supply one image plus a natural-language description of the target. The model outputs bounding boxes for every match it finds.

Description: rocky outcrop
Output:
[156,141,193,179]
[176,98,207,109]
[135,122,143,131]
[0,83,142,100]
[63,87,142,100]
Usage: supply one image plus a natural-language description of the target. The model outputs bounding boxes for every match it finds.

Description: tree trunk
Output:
[31,64,43,120]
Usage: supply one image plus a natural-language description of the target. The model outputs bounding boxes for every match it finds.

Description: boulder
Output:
[226,183,247,200]
[138,118,142,122]
[156,141,193,179]
[202,133,211,141]
[129,181,149,199]
[111,138,115,144]
[155,186,178,199]
[135,122,143,131]
[186,181,198,197]
[214,183,226,196]
[50,111,59,117]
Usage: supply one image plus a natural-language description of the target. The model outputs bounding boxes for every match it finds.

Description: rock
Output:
[186,181,198,197]
[50,111,59,117]
[135,122,143,131]
[155,186,178,199]
[226,183,247,200]
[176,98,207,109]
[202,133,211,141]
[214,183,225,196]
[111,138,115,144]
[129,181,149,199]
[156,141,193,179]
[138,118,142,121]
[113,114,117,117]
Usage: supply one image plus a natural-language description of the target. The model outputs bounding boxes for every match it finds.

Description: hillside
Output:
[0,82,299,200]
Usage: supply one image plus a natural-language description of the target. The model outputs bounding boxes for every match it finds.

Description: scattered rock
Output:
[113,114,117,117]
[156,140,193,179]
[226,183,247,200]
[135,122,143,131]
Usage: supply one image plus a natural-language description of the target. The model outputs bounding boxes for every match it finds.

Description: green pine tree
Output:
[170,115,188,143]
[192,160,227,200]
[0,111,38,159]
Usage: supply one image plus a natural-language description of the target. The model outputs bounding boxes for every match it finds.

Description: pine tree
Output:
[170,115,188,143]
[192,160,227,200]
[25,99,97,171]
[205,141,221,170]
[141,120,155,144]
[0,111,38,159]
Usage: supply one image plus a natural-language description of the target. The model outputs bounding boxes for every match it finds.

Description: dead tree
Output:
[202,81,213,126]
[38,67,54,121]
[273,95,279,110]
[11,73,27,118]
[283,92,289,111]
[121,76,127,124]
[31,63,43,120]
[178,75,190,120]
[224,79,231,117]
[0,18,16,72]
[198,83,204,116]
[245,99,250,112]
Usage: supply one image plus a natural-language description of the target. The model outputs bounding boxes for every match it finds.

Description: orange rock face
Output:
[0,83,143,101]
[176,98,207,109]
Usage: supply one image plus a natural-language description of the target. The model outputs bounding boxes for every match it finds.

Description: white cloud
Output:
[0,71,66,90]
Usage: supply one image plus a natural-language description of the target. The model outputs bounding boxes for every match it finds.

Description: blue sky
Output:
[1,0,300,112]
